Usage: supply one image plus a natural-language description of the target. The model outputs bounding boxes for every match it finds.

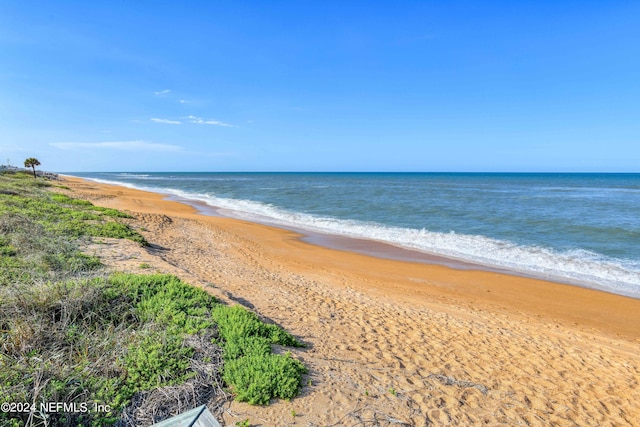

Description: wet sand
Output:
[60,175,640,426]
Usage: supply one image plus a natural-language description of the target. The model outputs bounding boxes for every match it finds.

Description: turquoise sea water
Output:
[71,172,640,298]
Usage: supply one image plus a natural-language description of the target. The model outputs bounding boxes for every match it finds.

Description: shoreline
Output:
[71,174,639,299]
[58,175,640,426]
[62,175,640,339]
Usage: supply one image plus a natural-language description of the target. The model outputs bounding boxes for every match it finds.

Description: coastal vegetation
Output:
[0,171,306,426]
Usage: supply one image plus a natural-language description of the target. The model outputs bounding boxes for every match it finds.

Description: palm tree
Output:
[24,157,41,178]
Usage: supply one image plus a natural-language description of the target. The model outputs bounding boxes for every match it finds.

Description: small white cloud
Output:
[50,141,183,152]
[154,89,171,95]
[179,99,190,104]
[186,115,235,127]
[151,118,182,125]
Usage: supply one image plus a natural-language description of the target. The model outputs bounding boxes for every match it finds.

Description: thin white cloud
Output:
[186,115,235,127]
[179,99,190,104]
[50,141,183,152]
[154,89,171,95]
[151,118,182,125]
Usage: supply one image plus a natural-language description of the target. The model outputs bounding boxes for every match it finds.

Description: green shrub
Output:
[211,304,305,404]
[223,335,272,359]
[123,332,193,393]
[223,353,307,405]
[108,274,217,334]
[212,304,303,348]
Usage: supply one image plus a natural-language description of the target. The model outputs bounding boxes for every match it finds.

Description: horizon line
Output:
[57,170,640,174]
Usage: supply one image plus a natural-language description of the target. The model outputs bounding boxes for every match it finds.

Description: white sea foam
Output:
[116,173,151,177]
[82,177,640,298]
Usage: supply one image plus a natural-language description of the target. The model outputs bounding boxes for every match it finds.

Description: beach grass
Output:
[0,172,306,426]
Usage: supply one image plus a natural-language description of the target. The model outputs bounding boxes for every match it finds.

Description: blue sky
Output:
[1,1,639,172]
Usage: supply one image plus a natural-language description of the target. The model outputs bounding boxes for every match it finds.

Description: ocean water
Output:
[71,172,640,298]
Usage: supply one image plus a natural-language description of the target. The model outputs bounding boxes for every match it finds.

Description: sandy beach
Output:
[59,176,640,426]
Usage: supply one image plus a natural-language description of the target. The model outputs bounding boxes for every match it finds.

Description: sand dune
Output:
[62,176,640,426]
